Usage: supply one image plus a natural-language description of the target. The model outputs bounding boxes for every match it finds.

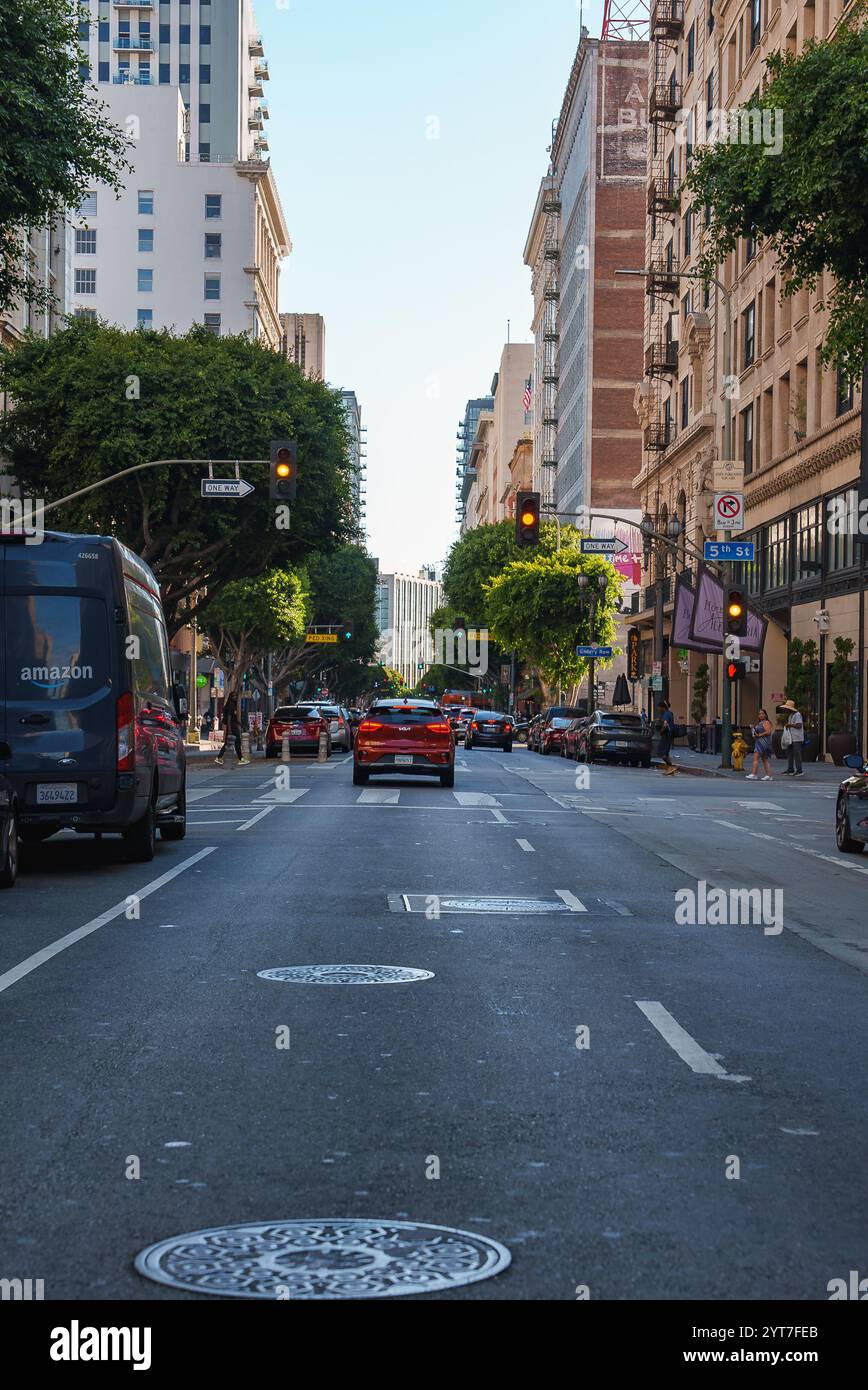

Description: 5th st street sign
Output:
[704,540,755,562]
[201,478,255,499]
[580,538,628,555]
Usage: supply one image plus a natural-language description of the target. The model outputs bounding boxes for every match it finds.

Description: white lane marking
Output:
[452,791,502,807]
[555,889,587,913]
[635,1001,750,1082]
[491,809,510,823]
[0,847,217,997]
[253,788,310,805]
[401,893,411,913]
[737,800,785,811]
[516,839,535,852]
[187,818,248,825]
[237,806,275,832]
[357,788,400,804]
[603,899,633,917]
[186,788,225,804]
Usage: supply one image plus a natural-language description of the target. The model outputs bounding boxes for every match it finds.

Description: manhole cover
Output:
[394,893,583,914]
[439,897,566,913]
[256,965,434,985]
[135,1219,511,1299]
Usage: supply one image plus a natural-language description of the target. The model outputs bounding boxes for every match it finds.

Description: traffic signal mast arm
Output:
[41,459,267,517]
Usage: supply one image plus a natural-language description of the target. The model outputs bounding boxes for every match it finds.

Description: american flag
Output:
[522,377,532,413]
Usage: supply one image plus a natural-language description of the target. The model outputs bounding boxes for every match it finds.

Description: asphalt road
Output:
[1,746,866,1301]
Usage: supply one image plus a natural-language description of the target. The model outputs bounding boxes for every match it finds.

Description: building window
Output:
[750,0,762,51]
[179,63,190,83]
[137,308,153,326]
[79,63,90,83]
[79,191,97,217]
[98,20,109,42]
[205,194,221,218]
[204,232,221,259]
[741,534,761,595]
[742,402,754,475]
[836,367,854,415]
[199,143,210,160]
[137,268,153,293]
[204,274,220,300]
[74,268,96,295]
[199,103,210,121]
[681,290,692,322]
[793,503,822,582]
[666,150,676,199]
[138,190,154,215]
[74,307,96,320]
[98,61,109,82]
[200,25,211,42]
[826,491,857,572]
[763,518,790,591]
[199,64,211,81]
[75,228,96,255]
[705,74,714,134]
[78,18,90,40]
[687,23,695,74]
[159,23,170,42]
[179,24,191,43]
[159,62,170,83]
[203,313,221,335]
[743,302,756,367]
[683,206,692,257]
[138,228,154,253]
[680,375,690,429]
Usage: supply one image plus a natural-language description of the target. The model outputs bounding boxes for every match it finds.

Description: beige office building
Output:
[462,343,534,532]
[632,0,864,756]
[281,312,326,379]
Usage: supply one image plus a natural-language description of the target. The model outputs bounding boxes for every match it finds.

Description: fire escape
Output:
[645,1,684,455]
[540,172,560,517]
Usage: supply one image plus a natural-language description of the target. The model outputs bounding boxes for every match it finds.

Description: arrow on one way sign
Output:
[201,478,255,499]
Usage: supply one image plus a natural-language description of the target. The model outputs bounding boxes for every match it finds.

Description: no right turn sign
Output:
[714,492,745,531]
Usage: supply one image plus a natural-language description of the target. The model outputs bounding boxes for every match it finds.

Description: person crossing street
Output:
[214,692,250,767]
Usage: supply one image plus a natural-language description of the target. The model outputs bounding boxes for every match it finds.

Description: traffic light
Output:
[341,620,355,643]
[725,584,748,637]
[726,658,746,683]
[515,491,541,548]
[270,439,298,501]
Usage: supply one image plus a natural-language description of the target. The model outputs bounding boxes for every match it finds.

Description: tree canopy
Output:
[0,0,131,311]
[684,5,868,371]
[0,319,356,633]
[200,569,308,697]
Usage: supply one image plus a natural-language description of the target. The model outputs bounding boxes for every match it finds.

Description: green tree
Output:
[690,663,710,725]
[442,519,585,625]
[484,553,621,698]
[0,1,132,311]
[827,635,856,735]
[784,637,819,735]
[200,569,308,698]
[684,7,868,371]
[0,320,355,634]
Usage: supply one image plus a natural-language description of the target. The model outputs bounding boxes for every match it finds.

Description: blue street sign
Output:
[704,540,755,562]
[576,645,613,659]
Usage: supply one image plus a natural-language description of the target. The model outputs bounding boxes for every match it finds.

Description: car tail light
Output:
[117,692,135,771]
[425,721,450,733]
[359,720,383,733]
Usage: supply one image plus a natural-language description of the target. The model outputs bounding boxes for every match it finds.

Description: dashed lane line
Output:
[516,839,535,852]
[714,819,868,878]
[0,847,217,996]
[636,1001,750,1082]
[237,807,276,832]
[554,889,587,913]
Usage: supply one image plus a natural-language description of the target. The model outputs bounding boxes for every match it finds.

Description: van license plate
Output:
[395,755,413,765]
[616,741,629,748]
[37,784,78,805]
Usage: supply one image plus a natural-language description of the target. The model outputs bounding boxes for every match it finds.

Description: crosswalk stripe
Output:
[253,787,310,804]
[452,791,502,807]
[357,788,400,804]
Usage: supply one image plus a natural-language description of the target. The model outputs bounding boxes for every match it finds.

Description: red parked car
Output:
[353,699,455,787]
[265,705,332,758]
[540,716,573,755]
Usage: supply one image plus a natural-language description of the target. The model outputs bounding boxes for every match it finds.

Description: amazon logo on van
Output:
[19,665,94,688]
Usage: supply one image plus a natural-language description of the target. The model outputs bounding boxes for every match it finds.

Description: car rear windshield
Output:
[5,594,110,702]
[548,707,584,719]
[273,707,321,720]
[368,705,444,723]
[599,715,646,727]
[549,717,572,729]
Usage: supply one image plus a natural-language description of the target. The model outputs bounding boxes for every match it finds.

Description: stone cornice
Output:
[745,422,860,508]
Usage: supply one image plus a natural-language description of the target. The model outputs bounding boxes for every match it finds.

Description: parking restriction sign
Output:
[714,492,745,531]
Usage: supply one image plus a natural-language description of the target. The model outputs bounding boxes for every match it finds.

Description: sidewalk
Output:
[658,746,847,783]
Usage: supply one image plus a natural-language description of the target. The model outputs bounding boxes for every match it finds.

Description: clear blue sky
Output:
[259,0,604,574]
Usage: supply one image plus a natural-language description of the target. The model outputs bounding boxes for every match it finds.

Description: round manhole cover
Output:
[439,897,565,913]
[135,1219,510,1299]
[256,965,434,985]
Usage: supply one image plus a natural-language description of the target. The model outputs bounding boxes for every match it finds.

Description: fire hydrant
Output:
[732,730,748,771]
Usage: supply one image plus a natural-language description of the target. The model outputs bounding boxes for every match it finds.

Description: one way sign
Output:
[201,478,255,499]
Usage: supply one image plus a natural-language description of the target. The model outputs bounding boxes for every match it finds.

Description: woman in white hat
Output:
[780,699,804,776]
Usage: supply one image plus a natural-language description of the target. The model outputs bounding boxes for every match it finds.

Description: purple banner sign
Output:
[688,564,767,653]
[672,572,719,653]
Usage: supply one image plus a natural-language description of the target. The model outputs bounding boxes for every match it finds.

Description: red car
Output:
[266,705,332,758]
[353,699,455,787]
[540,716,573,755]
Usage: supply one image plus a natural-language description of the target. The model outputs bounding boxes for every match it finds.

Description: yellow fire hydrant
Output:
[732,730,748,771]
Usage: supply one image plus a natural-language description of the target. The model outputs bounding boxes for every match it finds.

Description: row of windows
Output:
[82,61,215,84]
[81,21,211,43]
[79,191,221,219]
[740,491,861,598]
[74,269,222,298]
[76,309,222,335]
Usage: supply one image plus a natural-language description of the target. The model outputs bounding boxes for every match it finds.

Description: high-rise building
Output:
[526,31,648,520]
[281,314,326,379]
[462,344,533,532]
[340,390,366,531]
[375,569,444,688]
[455,395,494,527]
[633,0,864,752]
[71,1,289,347]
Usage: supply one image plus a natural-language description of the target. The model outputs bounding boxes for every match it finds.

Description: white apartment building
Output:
[376,569,444,688]
[72,0,289,347]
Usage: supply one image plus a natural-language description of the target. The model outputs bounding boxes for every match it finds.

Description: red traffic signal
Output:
[270,439,298,501]
[726,659,746,682]
[515,491,541,548]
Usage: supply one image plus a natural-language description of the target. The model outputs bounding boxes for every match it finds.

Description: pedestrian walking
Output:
[657,699,676,775]
[214,693,249,766]
[745,709,774,781]
[780,699,805,776]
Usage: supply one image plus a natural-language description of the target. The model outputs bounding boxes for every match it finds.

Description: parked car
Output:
[265,706,332,757]
[527,715,544,751]
[537,704,587,753]
[562,717,589,760]
[0,531,187,862]
[317,704,353,751]
[465,711,515,752]
[540,716,574,755]
[512,719,529,744]
[836,752,868,854]
[448,706,476,744]
[575,710,652,766]
[347,709,364,731]
[353,699,455,786]
[0,772,19,888]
